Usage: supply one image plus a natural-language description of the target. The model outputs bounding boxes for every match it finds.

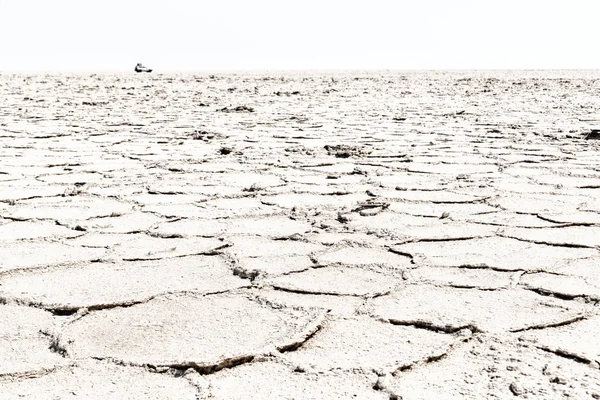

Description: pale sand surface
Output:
[1,70,600,398]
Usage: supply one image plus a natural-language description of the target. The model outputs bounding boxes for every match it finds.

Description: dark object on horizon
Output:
[135,63,152,73]
[217,105,255,113]
[219,147,234,155]
[585,129,600,140]
[324,144,371,158]
[274,91,301,96]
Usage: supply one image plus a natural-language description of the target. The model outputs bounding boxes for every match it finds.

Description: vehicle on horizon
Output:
[135,63,152,73]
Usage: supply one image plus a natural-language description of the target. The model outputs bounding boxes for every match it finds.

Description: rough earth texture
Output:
[1,71,600,398]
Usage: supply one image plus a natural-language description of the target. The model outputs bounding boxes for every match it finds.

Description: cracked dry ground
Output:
[1,71,600,399]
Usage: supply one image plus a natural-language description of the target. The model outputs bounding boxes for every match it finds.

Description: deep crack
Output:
[511,314,588,333]
[387,319,481,334]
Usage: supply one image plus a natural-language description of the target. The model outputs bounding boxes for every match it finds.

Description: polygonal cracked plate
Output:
[61,293,323,369]
[0,360,198,399]
[0,256,247,311]
[369,285,587,333]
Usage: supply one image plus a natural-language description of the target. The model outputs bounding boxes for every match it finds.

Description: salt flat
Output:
[1,70,599,399]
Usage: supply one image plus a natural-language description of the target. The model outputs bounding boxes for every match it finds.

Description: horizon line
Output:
[1,68,600,74]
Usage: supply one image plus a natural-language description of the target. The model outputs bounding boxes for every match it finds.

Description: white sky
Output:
[0,0,598,71]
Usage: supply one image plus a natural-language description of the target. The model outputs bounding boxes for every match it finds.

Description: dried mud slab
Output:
[407,266,513,289]
[393,221,498,243]
[61,293,323,369]
[369,285,586,333]
[300,162,366,175]
[107,235,228,260]
[84,211,164,234]
[314,246,412,269]
[219,215,312,237]
[388,201,497,218]
[541,257,600,280]
[194,360,386,400]
[0,256,246,311]
[37,172,106,185]
[577,197,600,213]
[346,212,496,242]
[198,197,278,218]
[252,287,363,316]
[503,226,600,248]
[152,218,227,238]
[0,181,65,202]
[267,266,400,297]
[0,220,84,241]
[67,232,139,248]
[376,189,485,203]
[533,174,600,189]
[407,162,498,175]
[281,316,456,373]
[0,241,105,271]
[129,187,206,202]
[464,211,558,227]
[2,196,132,221]
[387,335,600,400]
[206,172,285,188]
[0,305,66,377]
[490,178,555,194]
[518,315,600,364]
[391,237,597,271]
[140,203,210,219]
[285,172,363,186]
[537,211,600,225]
[261,193,370,210]
[372,173,449,191]
[154,215,311,238]
[519,272,600,300]
[0,360,198,400]
[234,254,314,277]
[224,236,324,258]
[488,193,590,214]
[306,231,391,247]
[345,212,429,232]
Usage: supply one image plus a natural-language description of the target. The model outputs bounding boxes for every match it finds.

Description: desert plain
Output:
[0,70,600,399]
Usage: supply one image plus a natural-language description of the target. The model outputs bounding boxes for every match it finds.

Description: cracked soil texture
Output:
[1,71,600,398]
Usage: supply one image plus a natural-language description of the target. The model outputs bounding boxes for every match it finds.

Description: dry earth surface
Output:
[1,70,600,399]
